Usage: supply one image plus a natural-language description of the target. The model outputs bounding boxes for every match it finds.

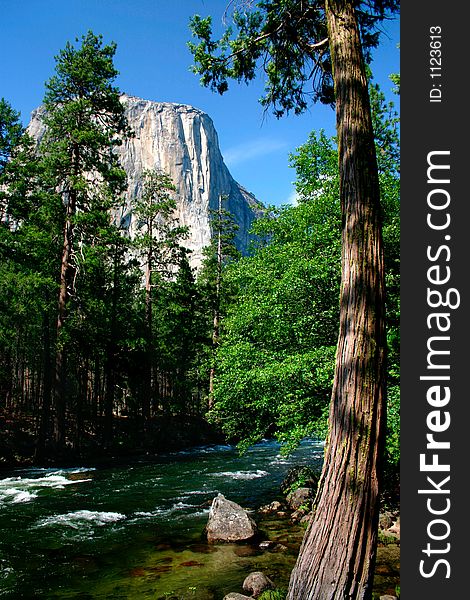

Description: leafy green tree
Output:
[189,2,399,596]
[40,31,129,448]
[209,132,340,451]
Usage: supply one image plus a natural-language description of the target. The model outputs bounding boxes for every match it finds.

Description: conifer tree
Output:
[40,31,129,449]
[133,169,189,420]
[199,194,240,405]
[0,106,63,456]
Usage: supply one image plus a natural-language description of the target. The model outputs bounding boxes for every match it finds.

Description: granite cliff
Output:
[28,95,261,270]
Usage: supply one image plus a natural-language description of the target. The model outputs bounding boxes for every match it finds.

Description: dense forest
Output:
[0,32,399,481]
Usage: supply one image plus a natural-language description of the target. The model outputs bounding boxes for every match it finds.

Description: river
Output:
[0,439,323,599]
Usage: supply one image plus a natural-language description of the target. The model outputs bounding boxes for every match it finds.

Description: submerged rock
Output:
[258,500,284,515]
[205,493,258,543]
[259,540,277,550]
[243,571,274,597]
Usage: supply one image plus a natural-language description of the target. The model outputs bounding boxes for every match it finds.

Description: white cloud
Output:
[287,189,299,206]
[223,138,288,167]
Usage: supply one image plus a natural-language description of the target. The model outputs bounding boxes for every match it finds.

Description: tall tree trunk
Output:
[208,194,223,408]
[53,197,75,448]
[54,186,79,448]
[36,306,53,459]
[142,242,153,422]
[54,146,79,449]
[103,245,120,447]
[287,2,387,599]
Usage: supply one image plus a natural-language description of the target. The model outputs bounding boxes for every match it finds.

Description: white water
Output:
[0,471,94,505]
[36,509,126,529]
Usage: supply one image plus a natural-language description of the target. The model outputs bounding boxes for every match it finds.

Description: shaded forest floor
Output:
[0,410,224,470]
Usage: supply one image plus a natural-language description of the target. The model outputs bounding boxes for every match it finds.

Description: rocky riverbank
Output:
[212,466,400,600]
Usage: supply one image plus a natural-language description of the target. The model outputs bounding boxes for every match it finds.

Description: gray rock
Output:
[223,595,253,600]
[274,543,288,552]
[242,571,274,598]
[258,500,283,514]
[28,95,262,272]
[286,487,313,511]
[379,596,398,600]
[259,540,277,550]
[280,465,319,495]
[206,494,258,543]
[379,511,394,530]
[388,516,400,537]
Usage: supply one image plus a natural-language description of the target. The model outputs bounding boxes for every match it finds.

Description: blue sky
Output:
[1,0,399,206]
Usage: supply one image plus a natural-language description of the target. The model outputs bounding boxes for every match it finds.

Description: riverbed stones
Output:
[205,494,258,543]
[258,500,283,515]
[286,486,313,511]
[242,571,274,597]
[259,540,277,550]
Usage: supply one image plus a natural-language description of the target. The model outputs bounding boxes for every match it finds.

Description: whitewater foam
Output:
[36,510,126,529]
[211,470,269,480]
[0,473,93,507]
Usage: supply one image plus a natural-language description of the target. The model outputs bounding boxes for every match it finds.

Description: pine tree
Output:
[0,123,63,456]
[199,195,240,406]
[40,31,129,449]
[133,169,189,420]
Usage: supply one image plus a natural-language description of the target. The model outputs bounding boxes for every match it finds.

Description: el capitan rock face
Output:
[28,95,261,270]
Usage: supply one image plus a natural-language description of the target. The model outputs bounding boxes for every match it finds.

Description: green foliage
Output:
[188,1,399,117]
[281,465,319,495]
[258,589,287,600]
[209,84,400,462]
[0,98,24,174]
[208,132,341,450]
[0,33,224,456]
[133,169,189,278]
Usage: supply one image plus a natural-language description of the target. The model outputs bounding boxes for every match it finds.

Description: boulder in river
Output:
[286,486,313,511]
[206,494,258,543]
[243,571,274,597]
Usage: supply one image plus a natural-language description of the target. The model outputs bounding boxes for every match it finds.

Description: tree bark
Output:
[287,2,387,599]
[103,245,120,447]
[53,145,79,449]
[53,197,75,448]
[36,306,53,459]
